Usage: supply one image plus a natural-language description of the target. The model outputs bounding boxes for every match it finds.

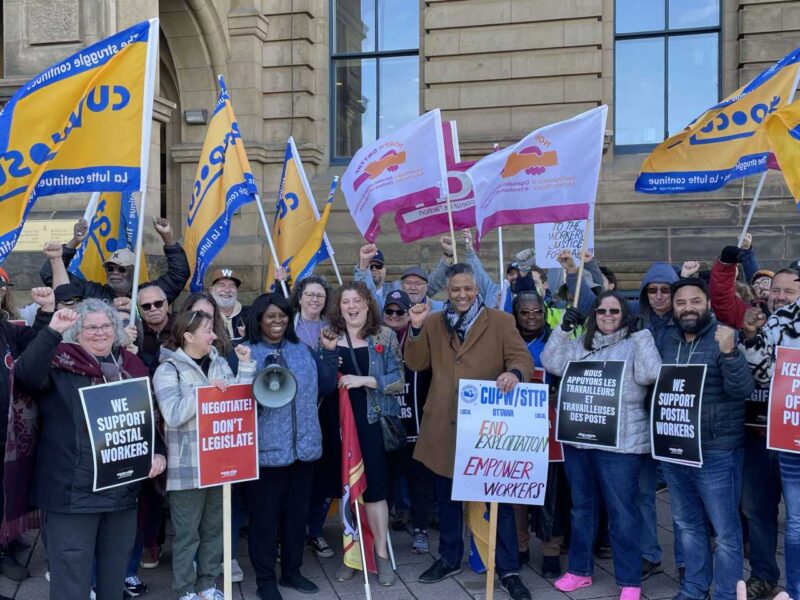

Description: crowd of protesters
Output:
[0,216,797,600]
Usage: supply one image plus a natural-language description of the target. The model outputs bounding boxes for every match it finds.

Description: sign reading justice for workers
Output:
[452,379,549,505]
[80,377,154,492]
[650,364,706,467]
[196,384,259,487]
[767,346,800,454]
[556,361,625,448]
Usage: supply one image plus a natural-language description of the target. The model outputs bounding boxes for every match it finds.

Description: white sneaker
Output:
[198,588,224,600]
[231,559,244,583]
[178,594,200,600]
[89,590,96,600]
[44,570,50,582]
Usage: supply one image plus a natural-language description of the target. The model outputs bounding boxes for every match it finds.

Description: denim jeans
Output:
[433,475,519,577]
[779,452,800,600]
[562,446,643,587]
[741,430,781,584]
[638,456,662,563]
[662,448,743,600]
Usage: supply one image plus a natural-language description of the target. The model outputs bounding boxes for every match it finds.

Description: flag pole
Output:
[572,219,592,308]
[353,496,372,600]
[497,227,505,284]
[325,176,344,285]
[485,501,499,600]
[255,194,290,296]
[222,483,233,600]
[442,175,458,263]
[82,192,100,224]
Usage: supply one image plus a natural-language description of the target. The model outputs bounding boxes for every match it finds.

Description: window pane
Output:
[616,0,665,34]
[378,56,419,136]
[335,0,375,53]
[668,33,718,135]
[378,0,419,51]
[669,0,719,29]
[334,58,377,158]
[615,38,665,145]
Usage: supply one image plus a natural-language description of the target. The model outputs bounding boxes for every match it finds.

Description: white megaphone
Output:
[252,363,297,409]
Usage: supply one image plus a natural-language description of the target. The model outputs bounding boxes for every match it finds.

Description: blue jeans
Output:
[563,446,643,587]
[741,431,781,584]
[638,456,662,563]
[662,448,743,600]
[779,452,800,600]
[433,475,519,577]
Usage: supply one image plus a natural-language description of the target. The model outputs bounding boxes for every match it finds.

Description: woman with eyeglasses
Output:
[13,299,164,600]
[240,293,338,600]
[541,291,662,600]
[153,309,255,600]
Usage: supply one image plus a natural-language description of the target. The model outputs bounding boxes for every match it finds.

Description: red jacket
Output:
[709,260,746,328]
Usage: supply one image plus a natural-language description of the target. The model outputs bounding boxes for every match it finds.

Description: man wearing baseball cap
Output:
[208,268,248,342]
[354,244,399,310]
[40,216,190,304]
[401,267,444,312]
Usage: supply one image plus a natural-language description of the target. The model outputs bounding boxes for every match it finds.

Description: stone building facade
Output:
[1,0,799,292]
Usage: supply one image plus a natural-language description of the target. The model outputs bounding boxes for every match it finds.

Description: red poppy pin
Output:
[375,344,384,354]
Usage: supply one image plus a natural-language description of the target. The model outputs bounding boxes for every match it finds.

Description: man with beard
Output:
[405,263,535,600]
[40,217,190,304]
[656,279,754,600]
[400,267,444,312]
[208,268,248,343]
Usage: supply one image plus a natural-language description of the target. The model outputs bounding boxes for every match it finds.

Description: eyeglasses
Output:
[369,263,384,270]
[140,300,166,311]
[595,308,622,315]
[82,323,114,335]
[384,308,407,316]
[302,292,326,300]
[104,264,128,274]
[646,286,671,296]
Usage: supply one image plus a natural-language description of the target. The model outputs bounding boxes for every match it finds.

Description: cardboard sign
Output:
[79,377,154,492]
[533,218,595,269]
[767,346,800,453]
[453,379,549,505]
[745,384,770,428]
[196,384,259,487]
[650,364,706,467]
[556,360,625,448]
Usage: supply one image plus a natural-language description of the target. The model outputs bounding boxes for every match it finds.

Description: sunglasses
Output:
[104,264,128,275]
[140,300,166,311]
[59,298,80,307]
[369,263,384,270]
[595,308,622,315]
[519,309,544,316]
[384,308,407,317]
[646,286,671,296]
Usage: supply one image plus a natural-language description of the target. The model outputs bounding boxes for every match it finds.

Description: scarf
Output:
[444,295,484,343]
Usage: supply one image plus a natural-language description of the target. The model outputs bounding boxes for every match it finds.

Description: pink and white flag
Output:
[394,120,477,242]
[341,110,448,242]
[469,106,608,240]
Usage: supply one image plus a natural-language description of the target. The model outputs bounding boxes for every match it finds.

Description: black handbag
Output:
[344,331,405,453]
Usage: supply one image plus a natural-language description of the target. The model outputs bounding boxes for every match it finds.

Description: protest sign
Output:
[453,379,549,505]
[534,219,595,269]
[394,374,424,442]
[767,346,800,453]
[746,384,770,428]
[196,384,259,487]
[79,377,154,492]
[548,405,563,462]
[650,364,706,467]
[556,361,625,448]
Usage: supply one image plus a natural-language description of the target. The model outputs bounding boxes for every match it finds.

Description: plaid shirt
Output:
[153,346,256,491]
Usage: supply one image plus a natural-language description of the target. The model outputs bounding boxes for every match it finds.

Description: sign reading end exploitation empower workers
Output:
[80,377,154,492]
[196,384,259,487]
[452,379,549,506]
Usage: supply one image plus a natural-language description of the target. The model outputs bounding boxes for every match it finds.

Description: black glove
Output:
[561,306,585,332]
[720,245,742,264]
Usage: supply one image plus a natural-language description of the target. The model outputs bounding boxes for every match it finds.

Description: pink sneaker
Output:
[620,587,641,600]
[554,573,593,592]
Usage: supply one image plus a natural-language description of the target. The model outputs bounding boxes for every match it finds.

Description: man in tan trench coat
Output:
[405,263,535,600]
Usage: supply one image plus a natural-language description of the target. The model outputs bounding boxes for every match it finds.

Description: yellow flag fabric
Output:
[765,100,800,205]
[266,138,333,288]
[68,192,149,283]
[636,47,800,194]
[184,76,258,292]
[0,19,158,263]
[466,502,493,571]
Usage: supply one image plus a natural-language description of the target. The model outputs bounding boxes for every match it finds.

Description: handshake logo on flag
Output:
[501,144,559,178]
[352,148,407,191]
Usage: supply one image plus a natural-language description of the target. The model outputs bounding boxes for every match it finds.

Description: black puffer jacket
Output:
[15,327,151,513]
[0,321,38,444]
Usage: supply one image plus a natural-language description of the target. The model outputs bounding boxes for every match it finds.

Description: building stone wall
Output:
[1,0,798,294]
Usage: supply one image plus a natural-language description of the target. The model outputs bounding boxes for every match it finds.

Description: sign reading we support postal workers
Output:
[650,364,706,467]
[452,379,549,506]
[196,384,259,487]
[556,361,625,448]
[80,377,154,492]
[767,346,800,454]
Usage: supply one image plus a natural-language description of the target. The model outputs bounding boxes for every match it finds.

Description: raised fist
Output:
[31,287,55,311]
[715,324,736,354]
[408,302,431,329]
[359,243,378,269]
[43,242,63,260]
[320,327,339,351]
[234,344,252,363]
[556,250,578,274]
[49,309,79,334]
